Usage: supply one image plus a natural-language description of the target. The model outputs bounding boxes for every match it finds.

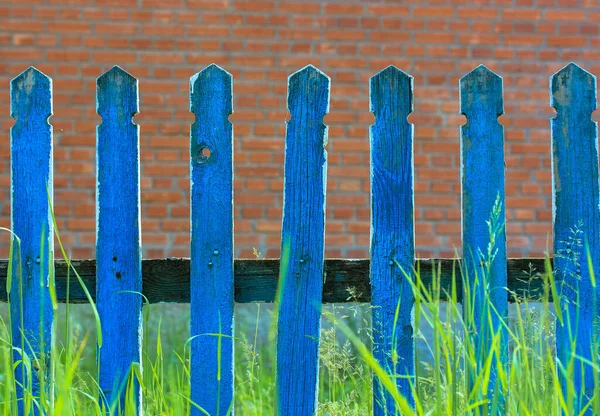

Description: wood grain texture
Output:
[370,66,415,412]
[96,66,142,412]
[0,258,552,304]
[10,67,54,414]
[189,64,234,416]
[460,65,507,399]
[276,65,330,415]
[550,63,599,412]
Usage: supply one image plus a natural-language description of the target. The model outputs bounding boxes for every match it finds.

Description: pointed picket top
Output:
[189,64,232,167]
[460,65,503,117]
[10,66,52,120]
[97,65,137,86]
[288,64,330,84]
[190,63,233,116]
[370,65,413,117]
[551,62,596,113]
[287,64,330,116]
[97,66,139,118]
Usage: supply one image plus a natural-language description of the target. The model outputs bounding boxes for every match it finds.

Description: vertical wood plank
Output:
[189,64,234,416]
[460,65,507,400]
[276,65,329,415]
[551,63,599,413]
[10,67,54,414]
[96,66,142,412]
[369,65,415,413]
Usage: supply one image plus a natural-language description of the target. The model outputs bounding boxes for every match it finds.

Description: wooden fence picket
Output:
[369,66,415,413]
[276,65,330,414]
[10,67,54,415]
[189,64,235,416]
[459,65,507,401]
[550,63,599,413]
[96,66,142,412]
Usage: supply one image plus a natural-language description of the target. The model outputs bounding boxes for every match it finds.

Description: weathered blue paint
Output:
[550,63,599,413]
[276,65,329,415]
[369,66,415,413]
[189,64,234,416]
[10,67,54,415]
[96,66,142,412]
[460,65,507,399]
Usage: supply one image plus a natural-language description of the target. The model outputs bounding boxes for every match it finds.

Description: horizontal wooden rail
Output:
[0,258,551,304]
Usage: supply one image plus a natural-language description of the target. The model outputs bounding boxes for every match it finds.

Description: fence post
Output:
[276,65,329,414]
[369,65,415,413]
[189,64,234,416]
[10,67,54,415]
[460,65,507,404]
[550,62,599,413]
[96,66,142,413]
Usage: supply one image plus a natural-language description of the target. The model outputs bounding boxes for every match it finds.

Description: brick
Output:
[187,25,229,37]
[545,10,586,20]
[188,0,228,9]
[371,31,410,42]
[3,20,46,32]
[458,8,498,18]
[234,1,274,12]
[93,51,137,63]
[368,4,409,15]
[142,0,184,7]
[502,9,541,20]
[279,2,320,13]
[413,6,454,17]
[107,10,128,20]
[233,28,275,38]
[12,34,34,46]
[95,23,138,34]
[504,35,543,46]
[142,24,184,36]
[140,52,184,64]
[279,28,321,40]
[325,30,364,41]
[459,34,499,45]
[324,4,364,14]
[47,50,90,62]
[547,36,587,47]
[415,32,455,44]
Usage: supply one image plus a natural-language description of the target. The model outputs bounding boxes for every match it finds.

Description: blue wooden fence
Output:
[6,62,599,415]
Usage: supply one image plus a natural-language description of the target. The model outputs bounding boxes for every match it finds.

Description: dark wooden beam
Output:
[0,258,553,304]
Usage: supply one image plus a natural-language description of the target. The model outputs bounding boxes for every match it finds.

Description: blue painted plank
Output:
[369,65,415,413]
[276,65,329,414]
[10,67,54,415]
[550,63,599,413]
[460,65,507,401]
[96,66,142,412]
[189,64,234,416]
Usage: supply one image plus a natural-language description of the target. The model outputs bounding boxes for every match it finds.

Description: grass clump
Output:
[0,200,598,414]
[0,259,597,415]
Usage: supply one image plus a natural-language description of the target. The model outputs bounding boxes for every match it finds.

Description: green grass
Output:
[0,261,597,415]
[0,200,599,415]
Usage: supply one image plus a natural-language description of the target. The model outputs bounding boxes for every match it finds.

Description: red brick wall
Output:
[1,0,599,259]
